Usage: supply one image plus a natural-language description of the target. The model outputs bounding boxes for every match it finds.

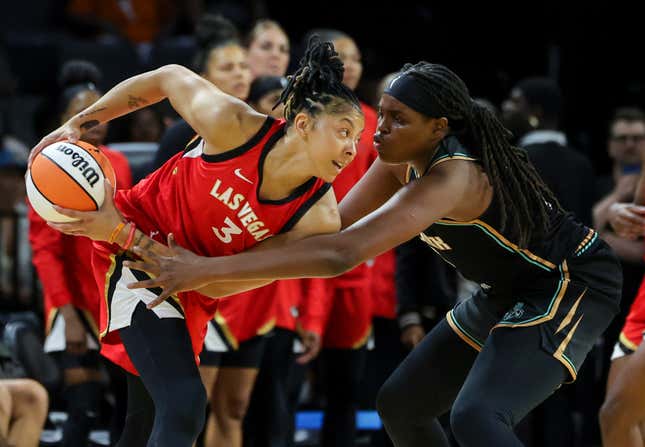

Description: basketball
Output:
[26,140,116,222]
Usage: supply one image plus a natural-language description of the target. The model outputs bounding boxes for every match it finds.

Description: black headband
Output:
[383,73,440,117]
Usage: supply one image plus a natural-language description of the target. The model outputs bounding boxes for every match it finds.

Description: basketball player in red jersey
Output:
[28,60,132,446]
[30,38,364,447]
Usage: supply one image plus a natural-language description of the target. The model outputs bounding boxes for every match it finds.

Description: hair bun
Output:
[58,60,102,89]
[298,35,344,90]
[195,14,239,49]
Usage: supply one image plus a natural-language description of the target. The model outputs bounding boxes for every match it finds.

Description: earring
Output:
[529,115,539,128]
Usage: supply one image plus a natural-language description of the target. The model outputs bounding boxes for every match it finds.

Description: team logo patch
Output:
[420,233,452,251]
[503,302,525,321]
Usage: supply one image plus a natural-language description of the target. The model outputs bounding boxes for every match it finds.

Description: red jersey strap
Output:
[279,182,332,234]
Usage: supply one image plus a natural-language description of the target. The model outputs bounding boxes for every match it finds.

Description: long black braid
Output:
[400,62,562,248]
[275,36,360,124]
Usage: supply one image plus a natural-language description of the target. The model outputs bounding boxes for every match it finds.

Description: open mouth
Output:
[332,161,343,171]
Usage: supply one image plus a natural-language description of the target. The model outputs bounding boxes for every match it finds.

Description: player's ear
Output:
[293,112,311,140]
[431,117,449,139]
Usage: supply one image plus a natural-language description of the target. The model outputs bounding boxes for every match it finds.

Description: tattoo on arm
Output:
[78,107,107,118]
[128,94,149,109]
[80,120,99,131]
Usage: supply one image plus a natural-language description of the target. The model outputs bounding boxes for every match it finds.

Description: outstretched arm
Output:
[127,161,471,302]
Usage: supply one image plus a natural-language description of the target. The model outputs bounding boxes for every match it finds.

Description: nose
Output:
[344,140,358,160]
[376,117,389,135]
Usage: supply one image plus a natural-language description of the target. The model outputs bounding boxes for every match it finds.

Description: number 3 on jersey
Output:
[213,217,242,243]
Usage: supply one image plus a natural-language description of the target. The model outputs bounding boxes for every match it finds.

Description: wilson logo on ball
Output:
[54,143,102,187]
[26,140,116,223]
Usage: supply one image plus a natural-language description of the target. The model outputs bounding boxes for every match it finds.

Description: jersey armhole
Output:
[279,183,332,234]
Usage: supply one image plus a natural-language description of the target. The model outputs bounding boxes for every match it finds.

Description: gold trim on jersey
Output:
[434,218,557,271]
[619,331,638,352]
[429,155,478,170]
[492,261,570,330]
[574,228,598,257]
[185,133,200,150]
[405,165,413,183]
[214,312,239,350]
[257,318,276,336]
[446,310,483,352]
[100,253,118,339]
[351,324,373,349]
[46,308,58,335]
[555,289,586,334]
[553,314,584,381]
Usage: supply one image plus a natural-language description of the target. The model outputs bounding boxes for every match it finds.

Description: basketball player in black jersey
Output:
[126,62,622,446]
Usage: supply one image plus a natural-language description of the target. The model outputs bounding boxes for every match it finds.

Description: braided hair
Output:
[275,36,360,125]
[398,62,562,247]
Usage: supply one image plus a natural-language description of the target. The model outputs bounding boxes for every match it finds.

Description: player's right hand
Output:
[28,120,82,167]
[400,324,425,349]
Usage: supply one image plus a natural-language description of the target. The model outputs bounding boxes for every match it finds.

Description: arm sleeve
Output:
[297,278,333,337]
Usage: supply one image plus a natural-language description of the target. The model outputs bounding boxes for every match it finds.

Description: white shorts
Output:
[105,263,184,335]
[44,308,100,353]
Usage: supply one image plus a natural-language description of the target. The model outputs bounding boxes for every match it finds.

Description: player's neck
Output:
[260,132,315,200]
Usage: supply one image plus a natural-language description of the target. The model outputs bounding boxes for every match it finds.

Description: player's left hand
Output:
[296,327,321,364]
[47,180,124,242]
[125,233,212,308]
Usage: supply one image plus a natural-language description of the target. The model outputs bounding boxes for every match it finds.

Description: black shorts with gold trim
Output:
[447,237,621,382]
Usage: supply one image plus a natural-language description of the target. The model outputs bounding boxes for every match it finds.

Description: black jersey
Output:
[409,135,595,303]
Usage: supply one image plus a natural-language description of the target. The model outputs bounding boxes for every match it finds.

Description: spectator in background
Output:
[246,19,290,78]
[28,60,132,446]
[502,77,595,226]
[0,47,31,306]
[0,379,48,447]
[594,108,645,267]
[150,14,251,171]
[1,329,48,447]
[128,106,165,143]
[246,75,288,119]
[595,108,645,289]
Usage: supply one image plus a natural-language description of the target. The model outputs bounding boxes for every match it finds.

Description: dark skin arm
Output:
[127,158,484,302]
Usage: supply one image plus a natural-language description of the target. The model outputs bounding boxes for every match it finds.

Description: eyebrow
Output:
[340,117,355,129]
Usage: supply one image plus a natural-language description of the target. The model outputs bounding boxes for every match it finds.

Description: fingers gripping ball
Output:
[26,141,116,222]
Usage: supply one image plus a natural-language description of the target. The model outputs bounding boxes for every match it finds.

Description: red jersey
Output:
[95,118,331,373]
[620,275,645,351]
[214,279,301,346]
[29,145,132,334]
